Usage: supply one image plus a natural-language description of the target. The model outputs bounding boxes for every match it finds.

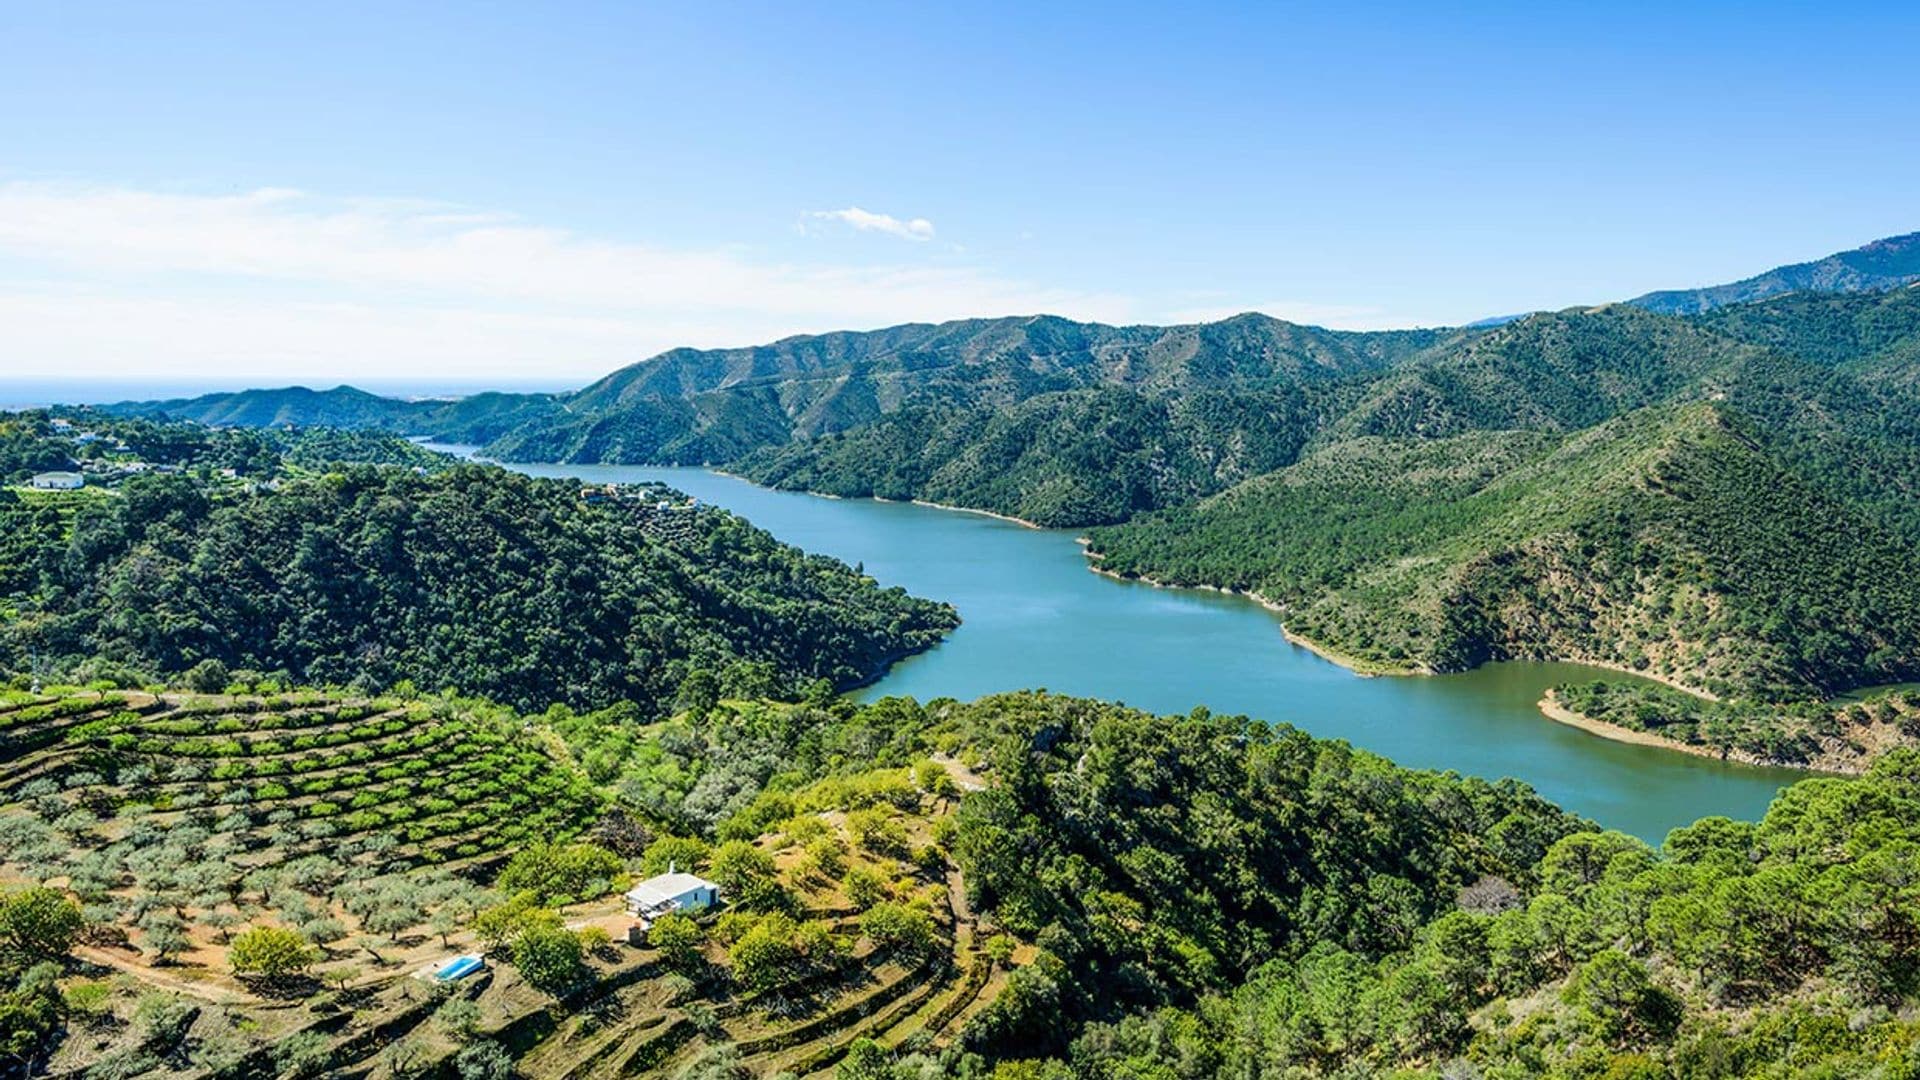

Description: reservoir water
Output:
[445,451,1803,842]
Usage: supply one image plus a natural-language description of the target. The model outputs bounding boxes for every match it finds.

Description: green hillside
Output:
[111,315,1448,471]
[98,282,1920,542]
[1695,282,1920,371]
[13,685,1920,1078]
[1087,404,1920,707]
[711,297,1920,531]
[736,385,1345,526]
[958,699,1920,1077]
[1,424,956,712]
[79,272,1920,752]
[0,683,1584,1079]
[1325,305,1759,440]
[103,385,561,443]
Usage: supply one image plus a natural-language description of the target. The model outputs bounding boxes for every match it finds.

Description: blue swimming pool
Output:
[435,955,484,981]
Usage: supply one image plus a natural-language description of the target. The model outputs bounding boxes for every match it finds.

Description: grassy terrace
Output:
[1,687,1015,1078]
[0,689,604,983]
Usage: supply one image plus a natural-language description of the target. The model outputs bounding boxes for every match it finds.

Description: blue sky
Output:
[3,1,1917,385]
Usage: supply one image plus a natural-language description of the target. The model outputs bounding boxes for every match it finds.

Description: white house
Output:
[623,871,720,921]
[28,472,84,490]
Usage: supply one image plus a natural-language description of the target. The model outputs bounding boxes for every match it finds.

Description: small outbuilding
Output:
[623,871,720,921]
[28,472,84,490]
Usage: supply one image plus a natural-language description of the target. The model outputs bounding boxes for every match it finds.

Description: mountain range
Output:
[1628,230,1920,314]
[95,231,1920,706]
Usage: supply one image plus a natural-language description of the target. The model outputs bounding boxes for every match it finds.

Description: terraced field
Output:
[0,688,604,984]
[350,773,1009,1079]
[1,687,1012,1078]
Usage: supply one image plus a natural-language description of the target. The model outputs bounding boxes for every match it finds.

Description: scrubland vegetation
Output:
[9,682,1920,1077]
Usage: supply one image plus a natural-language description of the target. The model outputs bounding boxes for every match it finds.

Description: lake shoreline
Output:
[458,456,1802,839]
[708,472,1046,529]
[902,498,1042,529]
[1550,658,1721,702]
[1534,689,1825,772]
[1077,552,1431,677]
[1075,548,1735,699]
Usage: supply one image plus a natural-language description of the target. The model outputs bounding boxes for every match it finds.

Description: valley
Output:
[457,451,1805,842]
[10,235,1920,1080]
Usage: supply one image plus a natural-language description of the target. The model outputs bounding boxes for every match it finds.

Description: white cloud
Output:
[806,206,936,242]
[0,183,1128,381]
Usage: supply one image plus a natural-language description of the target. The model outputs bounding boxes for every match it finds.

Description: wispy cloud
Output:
[0,183,1126,380]
[806,206,936,242]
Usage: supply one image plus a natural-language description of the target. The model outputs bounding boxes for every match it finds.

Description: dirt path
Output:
[73,944,256,1006]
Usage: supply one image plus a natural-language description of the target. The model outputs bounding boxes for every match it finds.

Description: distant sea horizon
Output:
[0,376,578,411]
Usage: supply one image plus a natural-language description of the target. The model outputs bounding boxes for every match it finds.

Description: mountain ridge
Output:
[1628,230,1920,315]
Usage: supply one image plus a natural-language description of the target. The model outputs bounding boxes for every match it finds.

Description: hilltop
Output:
[1629,230,1920,314]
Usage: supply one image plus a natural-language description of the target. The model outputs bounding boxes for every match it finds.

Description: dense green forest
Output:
[0,428,956,712]
[12,679,1920,1077]
[1087,403,1920,705]
[935,695,1920,1079]
[553,688,1920,1076]
[103,286,1920,533]
[737,386,1346,526]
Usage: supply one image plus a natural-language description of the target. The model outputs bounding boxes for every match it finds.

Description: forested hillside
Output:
[101,282,1920,534]
[1087,404,1920,712]
[17,685,1920,1078]
[943,695,1920,1079]
[736,385,1350,526]
[2,410,452,485]
[1,457,955,713]
[107,386,560,444]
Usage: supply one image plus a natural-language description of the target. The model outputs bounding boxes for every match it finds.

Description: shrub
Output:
[577,925,613,954]
[709,840,783,911]
[184,659,230,695]
[434,996,482,1041]
[274,1030,334,1079]
[511,924,585,995]
[453,1041,515,1080]
[497,841,624,904]
[0,886,84,963]
[728,911,843,994]
[650,912,705,970]
[230,925,321,984]
[472,894,562,952]
[640,836,710,876]
[846,808,910,856]
[842,866,888,909]
[861,902,937,957]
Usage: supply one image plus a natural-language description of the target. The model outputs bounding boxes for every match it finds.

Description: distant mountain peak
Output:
[1629,231,1920,315]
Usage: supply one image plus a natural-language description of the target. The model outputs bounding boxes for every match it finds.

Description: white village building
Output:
[623,870,720,921]
[28,472,84,490]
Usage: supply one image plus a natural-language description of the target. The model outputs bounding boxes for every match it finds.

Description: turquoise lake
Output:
[445,450,1804,842]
